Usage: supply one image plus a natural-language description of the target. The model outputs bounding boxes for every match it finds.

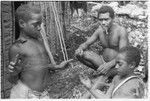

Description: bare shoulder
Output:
[125,77,144,89]
[116,24,127,36]
[9,39,27,54]
[95,25,104,35]
[9,42,21,53]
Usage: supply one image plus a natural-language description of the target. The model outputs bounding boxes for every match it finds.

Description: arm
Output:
[48,59,73,70]
[92,76,110,90]
[97,59,116,74]
[119,27,129,49]
[87,76,116,98]
[85,80,114,98]
[79,74,114,98]
[78,28,101,50]
[8,45,22,76]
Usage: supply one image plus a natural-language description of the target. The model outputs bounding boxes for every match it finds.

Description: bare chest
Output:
[19,40,50,67]
[99,30,119,48]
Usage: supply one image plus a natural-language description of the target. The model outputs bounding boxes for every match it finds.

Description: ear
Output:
[19,19,26,28]
[130,62,136,69]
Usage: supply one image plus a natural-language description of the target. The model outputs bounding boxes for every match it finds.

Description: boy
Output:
[8,4,72,99]
[80,46,145,98]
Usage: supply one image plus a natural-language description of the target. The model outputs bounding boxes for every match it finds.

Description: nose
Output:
[102,20,106,25]
[37,25,41,31]
[115,64,119,69]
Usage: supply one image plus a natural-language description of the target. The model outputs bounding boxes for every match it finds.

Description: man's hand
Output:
[58,59,73,69]
[97,63,112,75]
[79,74,92,89]
[97,60,116,75]
[75,48,84,56]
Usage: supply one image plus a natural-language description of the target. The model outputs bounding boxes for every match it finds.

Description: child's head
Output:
[115,46,141,76]
[16,4,42,38]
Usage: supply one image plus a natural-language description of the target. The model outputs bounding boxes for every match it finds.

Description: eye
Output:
[32,23,38,27]
[104,18,109,21]
[98,19,103,21]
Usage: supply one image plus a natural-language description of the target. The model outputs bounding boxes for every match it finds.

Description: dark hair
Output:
[16,4,41,22]
[97,6,115,19]
[119,46,141,67]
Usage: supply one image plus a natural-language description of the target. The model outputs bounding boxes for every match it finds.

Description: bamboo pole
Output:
[52,2,68,60]
[40,22,56,65]
[51,2,68,61]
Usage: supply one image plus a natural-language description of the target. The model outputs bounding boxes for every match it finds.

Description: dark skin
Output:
[80,53,145,98]
[75,12,128,74]
[8,13,72,92]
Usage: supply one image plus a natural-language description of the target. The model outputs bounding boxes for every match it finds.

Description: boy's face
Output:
[21,13,42,38]
[98,12,113,30]
[115,53,133,76]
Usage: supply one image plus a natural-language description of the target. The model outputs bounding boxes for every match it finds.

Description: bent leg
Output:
[76,51,104,70]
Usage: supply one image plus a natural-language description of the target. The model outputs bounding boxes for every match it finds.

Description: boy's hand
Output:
[8,54,22,74]
[75,48,84,56]
[79,74,92,89]
[58,59,73,69]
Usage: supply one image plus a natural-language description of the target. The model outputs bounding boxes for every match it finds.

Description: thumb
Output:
[67,59,73,62]
[11,54,20,65]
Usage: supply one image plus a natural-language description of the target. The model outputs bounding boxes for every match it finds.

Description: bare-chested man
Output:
[8,4,72,99]
[75,6,128,78]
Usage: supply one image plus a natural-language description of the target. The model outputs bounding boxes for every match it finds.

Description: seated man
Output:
[80,46,145,98]
[75,6,128,81]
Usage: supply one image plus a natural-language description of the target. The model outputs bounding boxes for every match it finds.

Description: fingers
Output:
[75,48,83,56]
[79,74,89,80]
[8,64,14,69]
[8,65,14,72]
[10,61,15,66]
[97,66,104,74]
[66,59,74,63]
[13,54,20,64]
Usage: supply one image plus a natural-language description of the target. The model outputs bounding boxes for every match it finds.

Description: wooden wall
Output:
[1,1,15,98]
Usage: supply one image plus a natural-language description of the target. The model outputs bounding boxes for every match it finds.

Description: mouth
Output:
[102,26,108,30]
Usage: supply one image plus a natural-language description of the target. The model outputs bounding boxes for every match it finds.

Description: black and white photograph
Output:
[1,0,149,99]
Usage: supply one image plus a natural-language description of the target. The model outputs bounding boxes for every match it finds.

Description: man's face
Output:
[23,13,42,38]
[98,12,113,30]
[115,53,132,76]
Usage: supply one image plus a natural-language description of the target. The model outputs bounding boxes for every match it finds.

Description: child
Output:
[8,4,72,99]
[80,46,145,98]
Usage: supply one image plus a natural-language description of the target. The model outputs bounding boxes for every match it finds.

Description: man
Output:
[8,4,72,98]
[80,46,145,98]
[75,6,129,77]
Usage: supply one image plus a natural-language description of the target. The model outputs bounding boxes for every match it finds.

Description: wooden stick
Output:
[51,2,67,61]
[52,2,68,60]
[40,23,56,65]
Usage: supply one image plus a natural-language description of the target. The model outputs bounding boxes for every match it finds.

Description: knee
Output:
[75,51,89,59]
[83,51,93,59]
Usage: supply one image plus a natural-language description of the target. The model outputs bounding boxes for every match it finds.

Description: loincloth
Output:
[10,80,50,99]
